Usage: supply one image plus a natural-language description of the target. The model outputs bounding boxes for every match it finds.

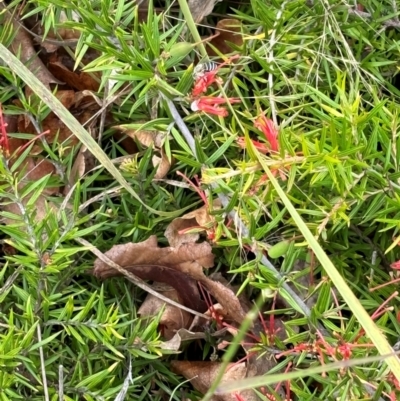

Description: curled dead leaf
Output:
[152,150,171,179]
[114,124,164,149]
[165,200,222,247]
[199,279,247,324]
[139,287,192,340]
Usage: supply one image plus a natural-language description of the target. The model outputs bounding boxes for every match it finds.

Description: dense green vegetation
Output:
[1,0,400,400]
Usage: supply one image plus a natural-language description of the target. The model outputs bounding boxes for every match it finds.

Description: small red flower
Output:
[254,115,279,152]
[191,55,240,97]
[192,71,223,97]
[391,260,400,270]
[337,344,352,360]
[191,96,240,117]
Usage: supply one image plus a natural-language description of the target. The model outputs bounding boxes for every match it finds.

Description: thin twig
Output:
[58,365,64,401]
[113,357,132,401]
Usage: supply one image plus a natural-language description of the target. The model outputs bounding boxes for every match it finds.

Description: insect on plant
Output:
[193,61,219,79]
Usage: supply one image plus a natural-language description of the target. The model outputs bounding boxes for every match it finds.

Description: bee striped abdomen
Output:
[193,61,219,79]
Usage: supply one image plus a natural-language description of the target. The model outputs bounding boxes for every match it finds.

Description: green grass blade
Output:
[217,350,400,393]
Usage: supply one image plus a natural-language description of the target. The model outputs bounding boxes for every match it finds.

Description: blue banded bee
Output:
[193,61,219,79]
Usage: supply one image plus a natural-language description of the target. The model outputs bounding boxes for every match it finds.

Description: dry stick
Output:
[113,357,132,401]
[163,96,316,326]
[76,238,209,320]
[58,365,64,401]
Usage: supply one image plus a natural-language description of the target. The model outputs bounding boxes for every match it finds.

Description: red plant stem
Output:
[17,129,50,155]
[370,277,400,291]
[176,171,209,207]
[371,291,398,319]
[0,104,10,156]
[228,352,256,371]
[258,309,269,340]
[178,225,206,235]
[355,291,398,341]
[198,282,223,328]
[274,361,292,396]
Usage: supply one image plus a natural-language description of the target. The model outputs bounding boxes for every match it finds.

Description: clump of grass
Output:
[1,0,400,400]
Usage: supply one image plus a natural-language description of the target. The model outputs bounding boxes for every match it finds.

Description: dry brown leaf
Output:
[48,61,100,92]
[17,89,78,153]
[40,114,79,147]
[199,278,247,324]
[171,361,258,401]
[207,19,243,57]
[93,236,210,312]
[188,0,220,23]
[182,199,222,226]
[93,235,214,272]
[165,217,199,248]
[17,89,99,154]
[69,147,87,184]
[0,3,62,87]
[165,200,221,247]
[54,89,76,109]
[161,327,228,351]
[152,150,171,179]
[114,125,164,149]
[137,0,149,22]
[93,235,247,324]
[23,157,58,192]
[139,287,192,340]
